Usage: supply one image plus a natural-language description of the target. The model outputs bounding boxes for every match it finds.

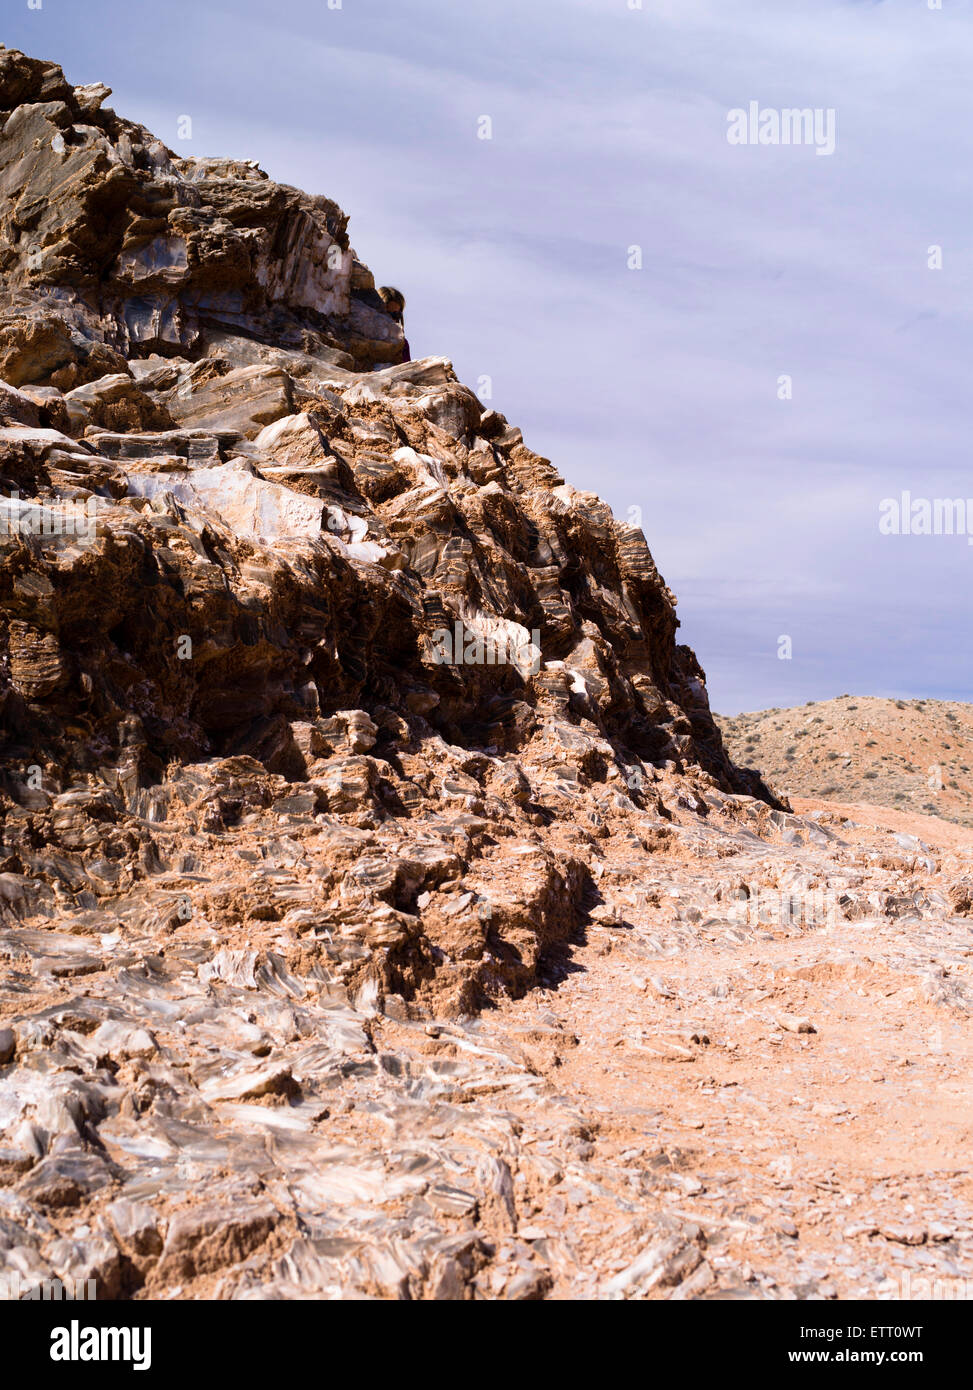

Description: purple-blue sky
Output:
[5,0,972,714]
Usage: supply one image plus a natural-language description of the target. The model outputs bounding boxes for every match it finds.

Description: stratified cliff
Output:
[0,48,821,1303]
[0,47,770,947]
[0,49,405,373]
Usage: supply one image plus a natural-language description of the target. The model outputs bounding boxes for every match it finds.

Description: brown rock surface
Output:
[0,48,969,1303]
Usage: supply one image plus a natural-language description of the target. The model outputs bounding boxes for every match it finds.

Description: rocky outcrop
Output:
[0,46,771,928]
[0,48,807,1302]
[0,48,406,377]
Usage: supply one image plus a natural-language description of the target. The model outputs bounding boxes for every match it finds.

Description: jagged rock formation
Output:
[0,45,772,998]
[0,49,405,376]
[11,51,970,1306]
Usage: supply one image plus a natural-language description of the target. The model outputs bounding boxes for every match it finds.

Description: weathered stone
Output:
[158,1200,279,1279]
[105,1199,164,1259]
[0,379,40,427]
[253,411,333,466]
[63,373,175,435]
[17,1148,114,1210]
[48,1232,124,1300]
[89,1020,158,1063]
[6,621,66,699]
[163,365,295,437]
[124,457,325,541]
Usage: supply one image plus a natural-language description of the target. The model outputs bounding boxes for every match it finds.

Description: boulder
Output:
[124,457,325,541]
[0,379,40,427]
[63,373,175,435]
[164,364,294,436]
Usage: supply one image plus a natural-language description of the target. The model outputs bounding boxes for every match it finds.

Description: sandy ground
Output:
[791,796,973,852]
[479,796,973,1297]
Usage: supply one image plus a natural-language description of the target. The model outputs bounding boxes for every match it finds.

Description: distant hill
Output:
[717,695,973,829]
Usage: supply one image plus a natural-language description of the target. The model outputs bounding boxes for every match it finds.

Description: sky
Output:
[5,0,972,714]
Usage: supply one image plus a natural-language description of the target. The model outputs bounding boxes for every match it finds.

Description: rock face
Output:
[0,48,405,379]
[25,50,958,1305]
[0,46,771,956]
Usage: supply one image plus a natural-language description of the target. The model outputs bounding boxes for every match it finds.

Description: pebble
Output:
[777,1013,817,1035]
